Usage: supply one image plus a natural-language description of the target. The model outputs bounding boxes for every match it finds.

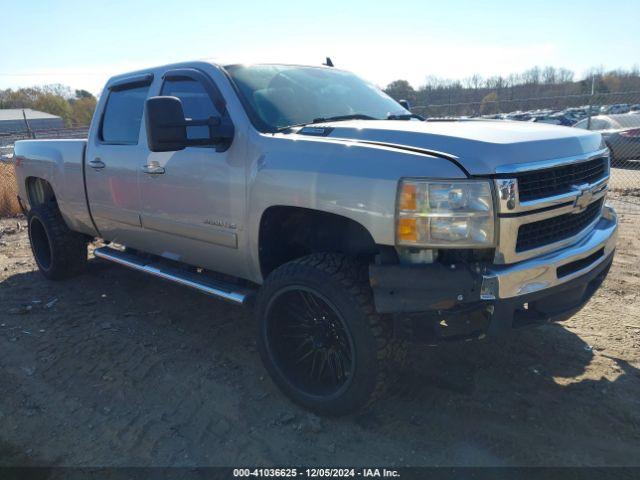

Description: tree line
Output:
[384,66,640,116]
[0,84,97,127]
[1,65,639,125]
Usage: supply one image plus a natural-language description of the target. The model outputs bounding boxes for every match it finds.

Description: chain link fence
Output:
[0,127,89,216]
[0,160,20,217]
[413,91,640,215]
[1,99,638,218]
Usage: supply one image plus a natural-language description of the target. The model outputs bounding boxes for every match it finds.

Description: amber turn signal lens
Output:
[397,218,418,242]
[399,183,417,211]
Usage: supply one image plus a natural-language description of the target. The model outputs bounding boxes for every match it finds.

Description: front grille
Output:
[517,157,607,202]
[516,198,604,252]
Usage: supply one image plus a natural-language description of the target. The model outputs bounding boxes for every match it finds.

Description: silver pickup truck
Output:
[14,61,617,415]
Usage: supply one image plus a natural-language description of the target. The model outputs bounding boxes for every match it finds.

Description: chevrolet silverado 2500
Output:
[14,61,617,415]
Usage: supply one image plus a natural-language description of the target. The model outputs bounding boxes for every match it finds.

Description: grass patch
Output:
[0,163,21,217]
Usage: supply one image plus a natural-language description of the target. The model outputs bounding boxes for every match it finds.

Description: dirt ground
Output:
[0,212,639,468]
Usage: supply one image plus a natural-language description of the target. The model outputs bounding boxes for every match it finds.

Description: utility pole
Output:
[22,109,35,139]
[587,76,595,130]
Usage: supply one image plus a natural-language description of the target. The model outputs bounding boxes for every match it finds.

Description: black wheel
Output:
[27,203,88,280]
[256,253,404,416]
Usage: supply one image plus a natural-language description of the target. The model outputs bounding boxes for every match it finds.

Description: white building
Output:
[0,109,64,134]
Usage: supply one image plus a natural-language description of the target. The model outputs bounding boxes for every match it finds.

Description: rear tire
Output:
[27,204,88,280]
[256,253,404,416]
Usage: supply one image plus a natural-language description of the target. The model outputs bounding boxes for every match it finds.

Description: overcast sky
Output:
[1,0,638,94]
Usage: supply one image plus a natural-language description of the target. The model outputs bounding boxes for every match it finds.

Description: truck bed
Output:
[13,139,96,237]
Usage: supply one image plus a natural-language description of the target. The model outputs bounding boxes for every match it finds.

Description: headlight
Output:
[396,179,495,247]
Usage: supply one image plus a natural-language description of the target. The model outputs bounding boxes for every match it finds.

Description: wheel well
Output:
[259,206,379,278]
[26,177,56,208]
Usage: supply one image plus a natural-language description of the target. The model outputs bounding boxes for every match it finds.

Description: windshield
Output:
[225,64,409,131]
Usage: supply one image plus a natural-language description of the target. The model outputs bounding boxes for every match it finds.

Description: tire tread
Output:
[28,203,88,280]
[257,253,405,414]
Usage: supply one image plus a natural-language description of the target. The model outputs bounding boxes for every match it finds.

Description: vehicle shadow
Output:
[1,258,638,467]
[364,322,640,465]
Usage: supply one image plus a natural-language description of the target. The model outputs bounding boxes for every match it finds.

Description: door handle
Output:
[142,163,166,175]
[88,158,105,169]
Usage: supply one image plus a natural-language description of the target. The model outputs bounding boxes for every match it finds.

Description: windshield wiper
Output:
[276,114,377,133]
[311,113,377,123]
[387,113,425,121]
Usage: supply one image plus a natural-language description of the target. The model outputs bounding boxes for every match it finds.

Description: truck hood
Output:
[297,119,603,175]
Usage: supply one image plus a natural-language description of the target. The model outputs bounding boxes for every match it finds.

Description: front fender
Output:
[246,134,467,281]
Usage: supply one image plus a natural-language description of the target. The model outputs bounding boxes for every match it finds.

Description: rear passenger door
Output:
[85,75,152,244]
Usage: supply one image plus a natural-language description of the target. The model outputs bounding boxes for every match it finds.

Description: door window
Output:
[100,84,150,144]
[161,78,221,140]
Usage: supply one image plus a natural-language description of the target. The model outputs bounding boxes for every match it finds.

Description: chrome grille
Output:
[516,157,608,202]
[493,148,610,265]
[516,198,604,252]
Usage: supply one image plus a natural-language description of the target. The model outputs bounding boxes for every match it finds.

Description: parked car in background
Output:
[629,104,640,114]
[531,113,574,126]
[575,114,640,166]
[600,104,630,115]
[0,145,14,163]
[530,115,562,125]
[562,108,589,123]
[503,111,533,121]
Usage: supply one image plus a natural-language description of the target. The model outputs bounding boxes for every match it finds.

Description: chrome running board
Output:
[93,246,254,305]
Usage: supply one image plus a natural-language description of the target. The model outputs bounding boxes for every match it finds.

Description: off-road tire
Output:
[27,203,88,280]
[256,253,405,416]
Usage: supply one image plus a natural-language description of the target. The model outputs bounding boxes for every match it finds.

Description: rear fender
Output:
[14,140,97,236]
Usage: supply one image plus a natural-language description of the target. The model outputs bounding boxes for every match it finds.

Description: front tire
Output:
[27,204,88,280]
[256,253,403,416]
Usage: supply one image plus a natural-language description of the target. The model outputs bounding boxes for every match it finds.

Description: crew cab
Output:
[13,61,617,415]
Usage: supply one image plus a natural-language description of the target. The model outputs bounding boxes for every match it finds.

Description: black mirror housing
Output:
[145,95,235,152]
[399,99,411,111]
[145,96,188,152]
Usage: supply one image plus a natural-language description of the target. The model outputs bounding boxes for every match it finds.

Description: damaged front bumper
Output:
[369,206,618,343]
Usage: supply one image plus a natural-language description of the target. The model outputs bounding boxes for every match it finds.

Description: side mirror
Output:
[145,96,235,152]
[145,96,188,152]
[399,99,411,111]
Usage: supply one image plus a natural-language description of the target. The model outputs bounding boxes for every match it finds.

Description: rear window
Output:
[611,115,640,129]
[575,119,606,130]
[100,84,150,144]
[592,119,611,130]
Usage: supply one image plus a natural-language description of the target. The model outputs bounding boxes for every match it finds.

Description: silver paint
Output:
[482,206,617,299]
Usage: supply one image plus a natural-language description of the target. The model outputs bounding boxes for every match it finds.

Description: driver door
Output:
[138,68,247,278]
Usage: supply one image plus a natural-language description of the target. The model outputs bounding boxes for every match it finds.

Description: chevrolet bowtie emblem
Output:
[573,185,594,212]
